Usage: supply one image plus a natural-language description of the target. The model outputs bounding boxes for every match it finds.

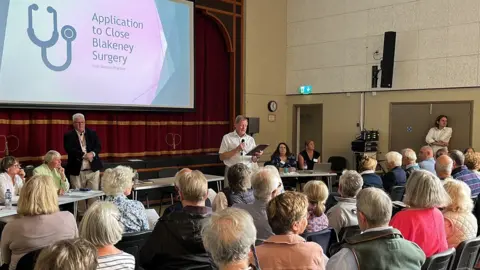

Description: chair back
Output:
[451,237,480,269]
[390,186,405,202]
[115,231,152,262]
[338,225,361,241]
[302,228,336,255]
[327,156,347,173]
[421,248,455,270]
[16,248,43,270]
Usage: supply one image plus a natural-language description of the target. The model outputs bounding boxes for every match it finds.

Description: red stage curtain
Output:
[0,11,230,162]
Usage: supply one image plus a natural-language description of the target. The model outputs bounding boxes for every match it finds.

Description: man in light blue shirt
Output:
[418,146,436,175]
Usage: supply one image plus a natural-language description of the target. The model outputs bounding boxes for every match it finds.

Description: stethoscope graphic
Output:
[27,4,77,71]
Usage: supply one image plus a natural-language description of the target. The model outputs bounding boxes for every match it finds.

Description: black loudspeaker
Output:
[381,31,396,88]
[247,117,259,135]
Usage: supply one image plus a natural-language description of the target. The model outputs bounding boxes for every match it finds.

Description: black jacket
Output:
[63,128,103,176]
[382,166,407,193]
[139,206,215,270]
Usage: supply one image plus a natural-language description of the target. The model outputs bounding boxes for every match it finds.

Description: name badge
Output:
[280,161,285,165]
[313,158,318,162]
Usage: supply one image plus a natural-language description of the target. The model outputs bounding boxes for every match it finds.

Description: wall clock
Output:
[268,101,277,112]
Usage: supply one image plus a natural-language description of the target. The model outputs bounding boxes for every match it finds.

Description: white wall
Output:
[286,0,480,94]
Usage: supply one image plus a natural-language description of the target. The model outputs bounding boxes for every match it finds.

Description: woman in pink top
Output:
[390,170,450,257]
[252,191,327,270]
[303,180,329,232]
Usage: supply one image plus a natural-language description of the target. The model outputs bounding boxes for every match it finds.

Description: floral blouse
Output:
[306,210,329,233]
[105,194,149,233]
[270,155,297,168]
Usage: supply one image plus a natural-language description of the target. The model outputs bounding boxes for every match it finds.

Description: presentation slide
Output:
[0,0,194,109]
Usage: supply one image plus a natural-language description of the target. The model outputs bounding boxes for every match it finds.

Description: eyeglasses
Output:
[12,164,21,168]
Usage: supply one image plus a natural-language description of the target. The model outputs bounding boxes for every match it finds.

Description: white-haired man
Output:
[202,208,258,270]
[219,115,263,187]
[401,148,420,179]
[382,151,406,193]
[435,154,454,181]
[63,113,103,215]
[418,145,436,174]
[326,170,363,234]
[327,188,425,270]
[234,167,282,241]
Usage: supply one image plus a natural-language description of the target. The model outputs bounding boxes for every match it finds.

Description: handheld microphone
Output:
[241,139,245,156]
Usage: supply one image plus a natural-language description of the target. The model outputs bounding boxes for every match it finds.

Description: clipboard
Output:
[246,144,269,156]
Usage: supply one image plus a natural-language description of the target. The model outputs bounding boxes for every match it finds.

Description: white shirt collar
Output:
[360,170,375,175]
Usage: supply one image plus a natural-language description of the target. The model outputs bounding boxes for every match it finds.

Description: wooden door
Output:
[389,103,432,152]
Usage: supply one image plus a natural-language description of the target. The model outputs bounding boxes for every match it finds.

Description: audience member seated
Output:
[0,175,77,270]
[161,168,214,217]
[234,167,282,241]
[382,151,407,193]
[270,142,297,170]
[436,155,454,181]
[436,148,448,159]
[140,170,213,270]
[443,180,478,248]
[202,208,258,270]
[450,150,480,197]
[390,170,450,257]
[304,180,329,232]
[254,191,327,269]
[298,140,321,170]
[33,150,70,194]
[465,152,480,173]
[402,148,420,179]
[358,157,383,189]
[327,170,363,234]
[34,238,98,270]
[418,146,436,174]
[212,163,254,212]
[465,147,475,155]
[102,165,149,233]
[80,201,136,270]
[0,156,25,203]
[327,188,425,270]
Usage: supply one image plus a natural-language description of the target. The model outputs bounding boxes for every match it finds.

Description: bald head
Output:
[435,155,453,179]
[419,146,433,161]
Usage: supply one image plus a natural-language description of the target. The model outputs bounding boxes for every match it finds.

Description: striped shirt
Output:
[452,165,480,197]
[97,252,135,270]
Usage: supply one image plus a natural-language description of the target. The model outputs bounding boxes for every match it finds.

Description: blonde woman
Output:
[303,181,329,233]
[80,201,135,270]
[443,180,478,248]
[390,170,450,257]
[358,157,383,189]
[0,175,77,270]
[33,150,70,194]
[102,165,149,233]
[34,238,98,270]
[464,153,480,175]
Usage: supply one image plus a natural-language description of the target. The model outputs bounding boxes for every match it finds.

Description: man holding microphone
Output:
[219,115,263,187]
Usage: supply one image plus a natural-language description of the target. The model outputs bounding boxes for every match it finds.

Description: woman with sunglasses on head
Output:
[0,156,25,203]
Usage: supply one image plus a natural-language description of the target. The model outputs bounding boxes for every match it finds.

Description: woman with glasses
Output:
[101,165,149,233]
[0,156,25,203]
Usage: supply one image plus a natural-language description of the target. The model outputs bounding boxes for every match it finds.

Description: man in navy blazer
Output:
[63,113,103,215]
[382,151,407,193]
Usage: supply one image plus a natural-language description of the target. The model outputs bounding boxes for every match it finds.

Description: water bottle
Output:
[5,189,12,208]
[303,161,308,170]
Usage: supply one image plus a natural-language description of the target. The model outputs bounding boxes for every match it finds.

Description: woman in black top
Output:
[298,140,321,170]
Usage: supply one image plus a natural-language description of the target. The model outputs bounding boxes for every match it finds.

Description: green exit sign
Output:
[298,85,312,94]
